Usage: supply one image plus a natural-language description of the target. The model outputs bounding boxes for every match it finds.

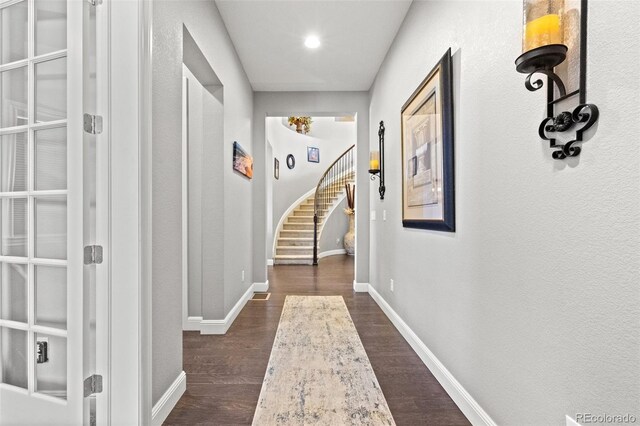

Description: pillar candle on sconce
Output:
[515,0,599,160]
[369,121,385,200]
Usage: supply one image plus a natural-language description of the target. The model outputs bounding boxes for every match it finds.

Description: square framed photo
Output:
[274,158,279,180]
[307,146,320,163]
[401,48,455,232]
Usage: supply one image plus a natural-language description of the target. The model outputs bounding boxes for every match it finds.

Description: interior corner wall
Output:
[318,198,349,254]
[151,0,253,405]
[253,92,370,284]
[368,1,640,424]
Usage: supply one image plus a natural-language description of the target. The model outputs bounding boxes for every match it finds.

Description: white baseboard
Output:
[318,249,346,259]
[566,415,582,426]
[353,281,369,293]
[184,316,203,331]
[253,280,269,292]
[367,285,497,426]
[267,259,274,266]
[151,371,186,426]
[200,284,254,335]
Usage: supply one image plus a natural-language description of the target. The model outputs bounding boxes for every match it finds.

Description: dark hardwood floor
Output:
[164,255,469,425]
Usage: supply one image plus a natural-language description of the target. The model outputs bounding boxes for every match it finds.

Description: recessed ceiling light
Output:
[305,35,320,49]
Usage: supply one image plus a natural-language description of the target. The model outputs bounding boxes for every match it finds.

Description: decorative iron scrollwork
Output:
[525,69,566,96]
[538,103,600,159]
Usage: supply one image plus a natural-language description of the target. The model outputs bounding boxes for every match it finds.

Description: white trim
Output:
[318,249,346,259]
[267,259,274,266]
[272,186,316,257]
[353,281,369,293]
[184,316,203,332]
[139,0,154,424]
[566,415,582,426]
[151,371,186,426]
[253,280,269,292]
[181,75,190,332]
[95,1,112,424]
[199,285,254,335]
[367,285,497,426]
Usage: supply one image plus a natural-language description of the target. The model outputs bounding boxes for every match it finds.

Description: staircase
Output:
[274,145,355,265]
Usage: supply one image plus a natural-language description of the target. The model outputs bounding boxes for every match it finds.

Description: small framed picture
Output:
[274,158,279,180]
[232,141,253,179]
[307,146,320,163]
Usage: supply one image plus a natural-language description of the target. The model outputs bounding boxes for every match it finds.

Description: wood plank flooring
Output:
[164,255,470,425]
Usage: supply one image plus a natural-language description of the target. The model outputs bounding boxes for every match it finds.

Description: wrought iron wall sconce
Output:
[369,121,386,200]
[515,0,599,159]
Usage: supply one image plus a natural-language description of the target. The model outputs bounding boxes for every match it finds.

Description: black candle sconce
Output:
[369,121,386,200]
[515,0,599,160]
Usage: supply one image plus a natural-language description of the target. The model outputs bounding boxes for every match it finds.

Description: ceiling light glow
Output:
[305,35,321,49]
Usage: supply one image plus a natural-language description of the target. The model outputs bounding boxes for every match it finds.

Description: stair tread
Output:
[276,245,314,249]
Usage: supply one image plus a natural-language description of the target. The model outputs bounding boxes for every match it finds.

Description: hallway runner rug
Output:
[252,295,395,425]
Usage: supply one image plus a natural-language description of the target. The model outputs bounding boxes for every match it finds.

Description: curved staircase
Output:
[274,144,355,265]
[274,183,347,265]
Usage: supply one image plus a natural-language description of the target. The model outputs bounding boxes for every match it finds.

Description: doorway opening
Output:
[181,26,224,331]
[265,114,357,281]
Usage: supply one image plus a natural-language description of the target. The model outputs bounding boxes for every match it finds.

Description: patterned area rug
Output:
[252,296,395,425]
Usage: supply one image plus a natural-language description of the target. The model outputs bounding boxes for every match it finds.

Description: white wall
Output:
[267,116,355,258]
[318,198,350,254]
[368,1,640,424]
[253,92,370,285]
[183,64,224,319]
[152,0,253,405]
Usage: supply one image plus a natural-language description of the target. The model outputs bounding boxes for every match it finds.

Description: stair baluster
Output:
[313,144,356,265]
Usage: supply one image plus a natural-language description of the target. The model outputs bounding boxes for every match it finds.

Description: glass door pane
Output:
[0,66,28,129]
[35,127,67,190]
[34,0,67,56]
[0,132,28,192]
[0,197,28,257]
[35,57,67,123]
[0,1,28,65]
[0,262,27,323]
[0,327,28,389]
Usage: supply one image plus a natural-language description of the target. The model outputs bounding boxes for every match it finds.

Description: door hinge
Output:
[84,245,103,265]
[84,375,103,397]
[87,0,102,6]
[83,114,103,134]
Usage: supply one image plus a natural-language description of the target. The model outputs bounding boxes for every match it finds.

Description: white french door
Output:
[0,0,98,424]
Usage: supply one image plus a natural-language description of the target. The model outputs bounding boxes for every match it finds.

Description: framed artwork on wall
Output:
[233,141,253,179]
[286,154,295,169]
[307,146,320,163]
[401,48,455,232]
[274,158,279,179]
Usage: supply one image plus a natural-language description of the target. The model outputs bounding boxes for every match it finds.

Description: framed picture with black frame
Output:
[307,146,320,163]
[401,48,455,232]
[274,158,279,179]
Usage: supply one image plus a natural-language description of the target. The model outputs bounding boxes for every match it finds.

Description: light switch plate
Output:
[371,210,376,221]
